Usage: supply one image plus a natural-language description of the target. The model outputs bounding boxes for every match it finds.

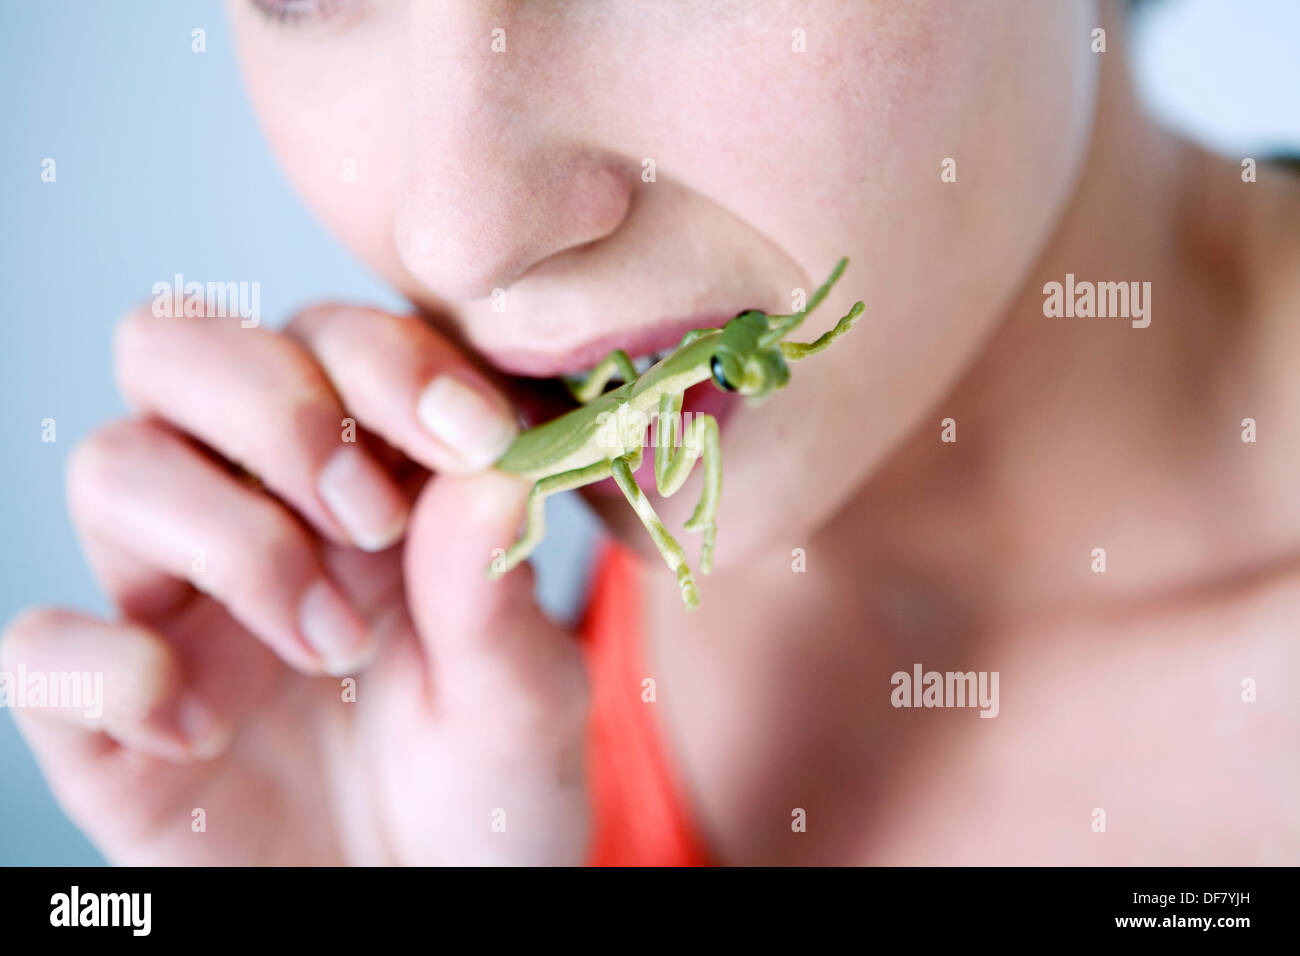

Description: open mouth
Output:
[500,344,742,422]
[486,313,745,429]
[493,331,744,496]
[499,345,685,427]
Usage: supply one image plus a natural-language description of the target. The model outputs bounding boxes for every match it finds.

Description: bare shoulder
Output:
[1176,147,1300,420]
[869,562,1300,864]
[1181,146,1298,271]
[1242,155,1300,304]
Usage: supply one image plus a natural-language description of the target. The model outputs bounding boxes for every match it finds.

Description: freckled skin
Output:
[220,0,1300,865]
[230,0,1096,568]
[13,0,1298,870]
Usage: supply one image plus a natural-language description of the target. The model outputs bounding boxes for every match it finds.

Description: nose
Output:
[393,5,634,301]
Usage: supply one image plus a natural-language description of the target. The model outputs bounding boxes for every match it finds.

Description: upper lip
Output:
[472,312,742,379]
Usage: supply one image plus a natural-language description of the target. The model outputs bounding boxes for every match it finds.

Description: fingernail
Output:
[176,691,230,761]
[298,580,375,676]
[417,372,518,471]
[317,445,409,551]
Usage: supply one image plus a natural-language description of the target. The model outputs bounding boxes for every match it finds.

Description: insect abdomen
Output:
[495,384,633,478]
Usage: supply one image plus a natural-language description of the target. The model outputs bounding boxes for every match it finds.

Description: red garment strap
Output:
[579,540,713,866]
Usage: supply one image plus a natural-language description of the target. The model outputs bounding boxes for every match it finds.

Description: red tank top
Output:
[579,540,714,866]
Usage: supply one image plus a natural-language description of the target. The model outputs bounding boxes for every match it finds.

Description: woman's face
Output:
[231,0,1099,568]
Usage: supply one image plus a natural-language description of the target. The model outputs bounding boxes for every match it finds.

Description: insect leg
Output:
[649,390,720,570]
[567,349,638,403]
[677,327,718,347]
[680,413,721,574]
[488,459,614,578]
[650,392,720,573]
[610,454,700,610]
[652,389,695,495]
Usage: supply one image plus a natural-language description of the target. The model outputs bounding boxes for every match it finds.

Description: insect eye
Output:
[710,355,736,391]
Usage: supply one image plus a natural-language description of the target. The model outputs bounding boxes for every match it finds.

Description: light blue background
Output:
[1,0,1297,865]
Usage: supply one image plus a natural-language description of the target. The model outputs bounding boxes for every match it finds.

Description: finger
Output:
[78,525,195,625]
[403,469,587,723]
[114,307,409,552]
[67,419,375,675]
[287,305,518,475]
[0,608,230,762]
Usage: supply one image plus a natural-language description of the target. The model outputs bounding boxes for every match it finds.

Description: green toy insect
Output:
[488,257,864,609]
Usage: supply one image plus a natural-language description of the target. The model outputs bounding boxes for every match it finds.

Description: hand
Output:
[2,304,590,865]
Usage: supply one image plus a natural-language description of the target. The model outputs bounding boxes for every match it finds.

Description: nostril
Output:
[393,158,633,302]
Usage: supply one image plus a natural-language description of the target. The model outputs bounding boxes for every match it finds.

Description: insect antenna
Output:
[757,256,849,347]
[779,300,864,360]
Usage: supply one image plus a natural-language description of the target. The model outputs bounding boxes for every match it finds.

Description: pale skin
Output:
[3,0,1297,864]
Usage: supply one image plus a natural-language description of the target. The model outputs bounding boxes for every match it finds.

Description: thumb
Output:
[403,468,586,712]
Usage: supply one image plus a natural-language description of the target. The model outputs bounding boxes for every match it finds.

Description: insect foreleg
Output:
[650,391,720,574]
[679,413,721,574]
[610,454,699,610]
[652,390,693,495]
[488,459,615,578]
[568,349,638,403]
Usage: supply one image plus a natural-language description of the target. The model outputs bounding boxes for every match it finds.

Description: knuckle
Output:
[283,301,349,341]
[229,386,341,478]
[0,607,71,662]
[249,336,339,422]
[65,420,165,521]
[282,391,348,455]
[64,428,123,522]
[221,511,317,607]
[109,629,181,719]
[67,421,128,482]
[288,303,434,374]
[111,304,158,375]
[259,325,321,377]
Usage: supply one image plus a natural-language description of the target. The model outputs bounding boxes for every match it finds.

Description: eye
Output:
[248,0,345,23]
[710,356,736,391]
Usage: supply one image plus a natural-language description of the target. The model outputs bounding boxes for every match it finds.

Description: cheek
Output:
[229,0,1098,565]
[674,0,1098,278]
[231,6,404,277]
[650,1,1100,559]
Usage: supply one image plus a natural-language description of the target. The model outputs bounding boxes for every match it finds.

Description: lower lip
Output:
[585,380,740,496]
